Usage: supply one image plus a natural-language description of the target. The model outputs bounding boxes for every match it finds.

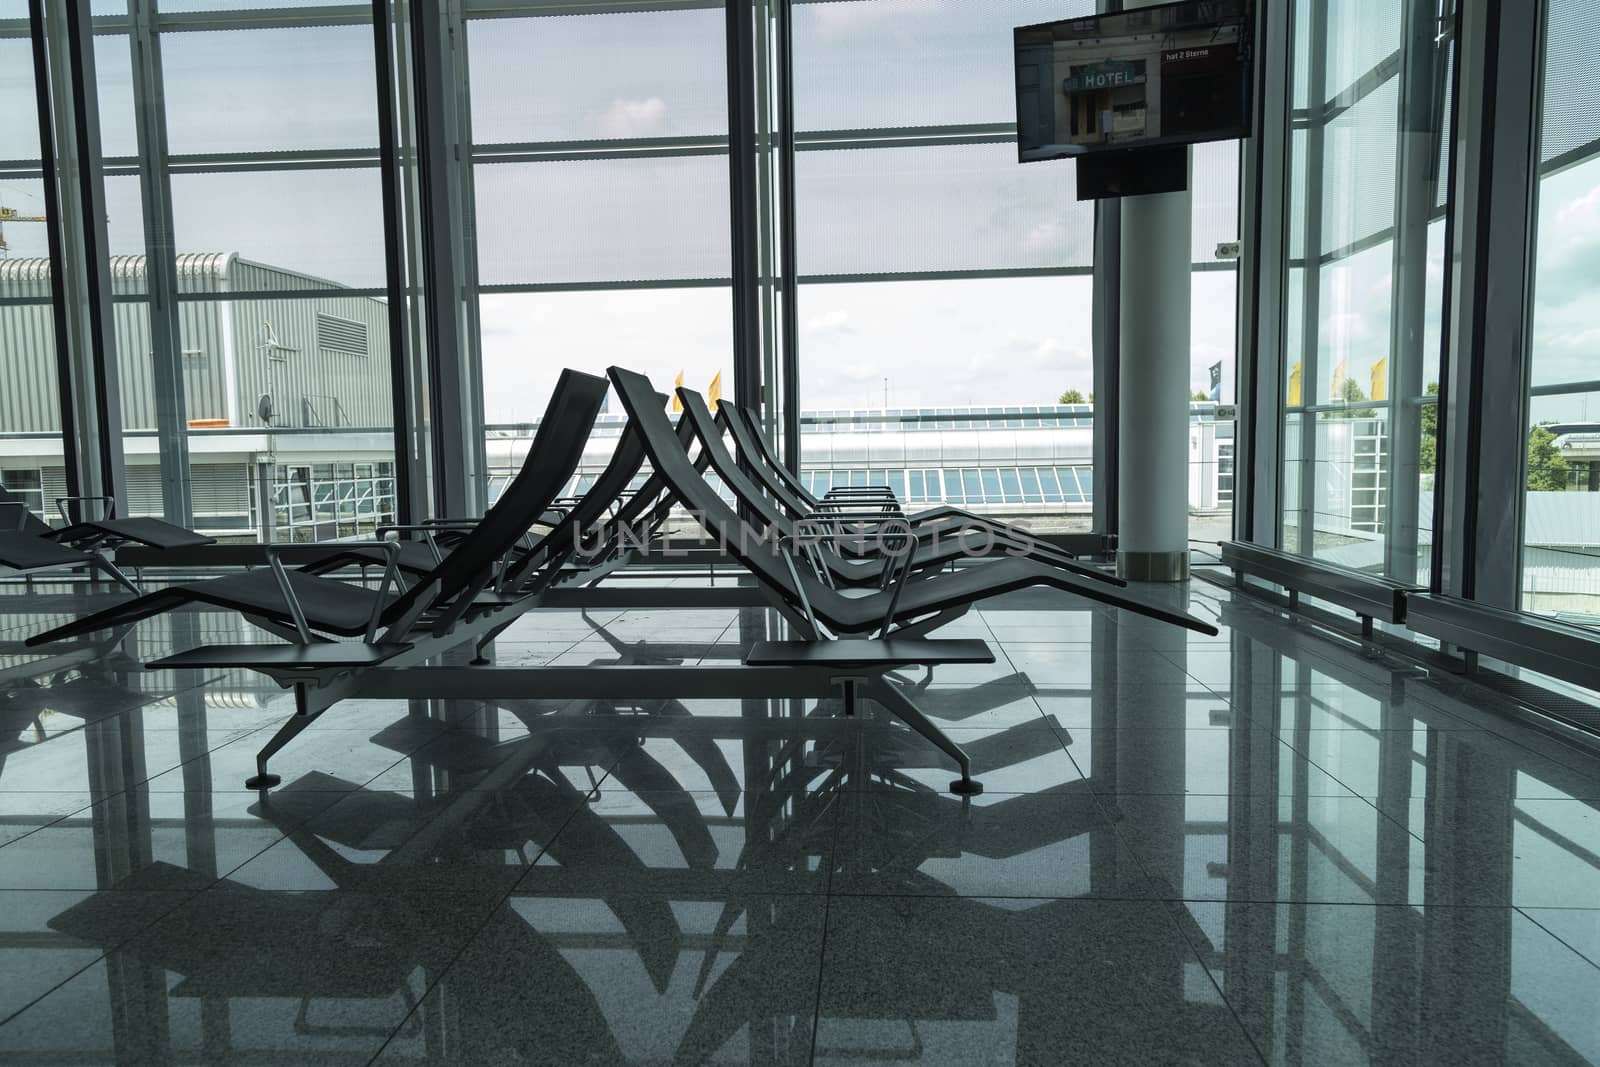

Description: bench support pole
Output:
[245,683,327,789]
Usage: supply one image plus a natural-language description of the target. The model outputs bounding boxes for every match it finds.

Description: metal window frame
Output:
[408,0,487,519]
[127,0,195,526]
[372,0,418,528]
[14,2,425,531]
[39,0,128,516]
[1288,0,1329,557]
[726,0,761,417]
[1435,0,1542,606]
[1234,0,1288,547]
[25,0,83,504]
[1381,0,1453,584]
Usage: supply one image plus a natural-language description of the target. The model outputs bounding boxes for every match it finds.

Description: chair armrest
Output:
[264,540,401,643]
[55,495,117,525]
[874,520,919,637]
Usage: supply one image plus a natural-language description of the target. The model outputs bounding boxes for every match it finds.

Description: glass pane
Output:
[475,157,732,286]
[1277,0,1449,580]
[999,467,1022,503]
[468,9,727,142]
[161,25,379,154]
[1525,0,1600,623]
[479,288,732,428]
[88,7,400,537]
[793,0,1094,130]
[798,145,1089,276]
[1057,467,1083,504]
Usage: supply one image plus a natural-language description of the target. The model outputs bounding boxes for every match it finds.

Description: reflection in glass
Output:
[1523,1,1600,624]
[1278,2,1452,580]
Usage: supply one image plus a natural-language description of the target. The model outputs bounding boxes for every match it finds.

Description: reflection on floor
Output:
[2,575,1599,1064]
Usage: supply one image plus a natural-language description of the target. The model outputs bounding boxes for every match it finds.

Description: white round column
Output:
[1116,0,1192,583]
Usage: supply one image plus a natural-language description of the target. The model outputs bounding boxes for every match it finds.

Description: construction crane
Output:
[0,204,49,255]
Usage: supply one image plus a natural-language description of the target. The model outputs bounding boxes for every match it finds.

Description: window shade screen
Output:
[797,144,1090,276]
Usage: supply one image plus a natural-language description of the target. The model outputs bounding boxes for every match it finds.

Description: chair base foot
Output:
[948,777,983,796]
[245,773,281,790]
[470,656,491,666]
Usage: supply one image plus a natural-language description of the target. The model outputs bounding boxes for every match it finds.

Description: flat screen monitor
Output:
[1015,0,1254,164]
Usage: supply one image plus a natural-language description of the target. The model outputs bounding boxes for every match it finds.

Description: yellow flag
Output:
[1329,358,1348,402]
[1288,362,1302,407]
[708,371,722,412]
[1370,357,1388,403]
[671,371,684,413]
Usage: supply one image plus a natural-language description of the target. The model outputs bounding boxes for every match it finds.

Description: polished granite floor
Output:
[2,574,1600,1064]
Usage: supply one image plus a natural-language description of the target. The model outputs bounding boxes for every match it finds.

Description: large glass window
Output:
[793,0,1098,532]
[464,2,731,495]
[85,2,398,540]
[793,0,1239,534]
[1278,0,1453,581]
[1522,0,1600,624]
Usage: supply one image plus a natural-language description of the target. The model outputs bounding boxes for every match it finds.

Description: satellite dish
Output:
[256,393,274,425]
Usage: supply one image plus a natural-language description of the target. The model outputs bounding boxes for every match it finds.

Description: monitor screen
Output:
[1015,0,1254,164]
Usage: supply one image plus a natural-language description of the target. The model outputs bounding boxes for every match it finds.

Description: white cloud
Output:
[599,97,668,138]
[1555,182,1600,229]
[803,309,853,336]
[1022,221,1065,255]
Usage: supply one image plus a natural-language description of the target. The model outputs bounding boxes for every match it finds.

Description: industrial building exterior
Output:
[0,253,398,541]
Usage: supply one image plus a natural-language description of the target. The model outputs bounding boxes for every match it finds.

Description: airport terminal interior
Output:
[3,0,1600,1063]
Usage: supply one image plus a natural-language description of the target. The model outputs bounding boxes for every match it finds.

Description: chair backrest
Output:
[675,389,795,538]
[501,390,667,585]
[714,402,813,517]
[390,368,608,616]
[0,485,54,538]
[591,413,697,535]
[608,367,818,609]
[719,402,818,510]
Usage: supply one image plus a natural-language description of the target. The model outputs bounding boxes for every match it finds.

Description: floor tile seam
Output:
[805,892,832,1067]
[1052,718,1093,783]
[1264,733,1428,846]
[199,720,473,885]
[1151,896,1272,1066]
[0,724,272,823]
[0,797,101,854]
[270,741,632,890]
[691,616,741,667]
[0,884,207,1031]
[1399,689,1600,784]
[808,788,843,1067]
[362,762,628,1066]
[1072,786,1390,800]
[506,757,626,892]
[208,789,393,888]
[1513,906,1600,972]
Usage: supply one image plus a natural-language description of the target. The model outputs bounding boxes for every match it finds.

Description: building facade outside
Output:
[0,254,396,542]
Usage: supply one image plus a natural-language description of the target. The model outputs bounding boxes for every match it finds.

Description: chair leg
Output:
[469,617,519,666]
[246,683,325,789]
[863,676,982,796]
[93,556,140,595]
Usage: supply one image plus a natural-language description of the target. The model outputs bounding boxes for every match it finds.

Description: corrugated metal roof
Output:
[1,252,239,283]
[0,257,54,284]
[1525,492,1600,548]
